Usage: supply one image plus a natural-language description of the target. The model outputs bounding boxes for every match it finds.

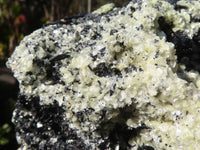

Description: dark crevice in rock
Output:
[33,58,64,84]
[97,106,148,150]
[92,62,122,77]
[137,145,155,150]
[174,4,188,11]
[158,16,200,72]
[45,62,62,83]
[165,0,180,5]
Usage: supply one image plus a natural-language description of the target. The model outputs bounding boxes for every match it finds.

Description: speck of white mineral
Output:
[7,0,200,149]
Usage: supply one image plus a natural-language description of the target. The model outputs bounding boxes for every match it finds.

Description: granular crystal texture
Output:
[7,0,200,149]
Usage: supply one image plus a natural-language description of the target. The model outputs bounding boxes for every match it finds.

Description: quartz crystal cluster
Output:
[7,0,200,149]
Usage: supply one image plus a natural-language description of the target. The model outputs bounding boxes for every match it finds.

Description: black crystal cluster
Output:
[14,95,88,149]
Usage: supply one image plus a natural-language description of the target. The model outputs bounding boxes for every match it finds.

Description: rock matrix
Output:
[7,0,200,149]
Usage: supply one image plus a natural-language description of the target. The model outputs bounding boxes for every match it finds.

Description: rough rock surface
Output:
[6,0,200,149]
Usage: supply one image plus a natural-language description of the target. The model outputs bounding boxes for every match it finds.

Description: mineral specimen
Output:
[7,0,200,149]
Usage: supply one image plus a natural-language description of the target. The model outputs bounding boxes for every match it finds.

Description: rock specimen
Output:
[6,0,200,149]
